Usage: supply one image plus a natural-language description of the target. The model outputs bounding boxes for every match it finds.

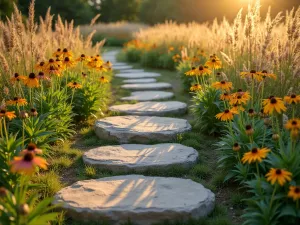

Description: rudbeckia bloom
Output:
[35,61,46,71]
[87,58,103,68]
[215,109,238,121]
[191,56,200,63]
[62,48,73,58]
[67,81,82,89]
[194,65,212,76]
[37,71,50,81]
[288,186,300,201]
[96,66,108,72]
[285,119,300,130]
[10,73,26,84]
[230,92,250,105]
[104,61,112,68]
[10,152,47,175]
[266,168,292,186]
[257,70,276,80]
[205,56,222,69]
[212,81,232,91]
[190,84,202,92]
[0,109,16,120]
[231,104,245,112]
[240,70,260,81]
[100,76,109,84]
[21,143,43,155]
[185,67,196,76]
[220,92,231,101]
[263,96,286,115]
[76,54,90,62]
[46,58,60,70]
[284,94,300,105]
[53,48,63,57]
[63,57,76,68]
[24,73,39,88]
[6,97,27,106]
[241,147,270,164]
[168,46,174,52]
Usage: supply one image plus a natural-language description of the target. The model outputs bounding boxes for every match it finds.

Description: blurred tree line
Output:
[0,0,299,24]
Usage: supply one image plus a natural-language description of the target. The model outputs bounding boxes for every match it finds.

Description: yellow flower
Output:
[288,186,300,201]
[34,61,46,71]
[76,54,91,62]
[241,147,270,164]
[45,58,60,70]
[63,57,76,69]
[212,81,232,91]
[191,56,200,63]
[197,48,206,57]
[10,73,26,84]
[266,168,292,186]
[168,46,174,52]
[52,48,63,58]
[263,96,286,115]
[240,70,261,81]
[205,55,222,69]
[190,84,202,92]
[220,92,231,101]
[100,76,109,84]
[0,108,16,120]
[62,48,73,58]
[194,65,212,76]
[24,73,39,88]
[231,104,245,112]
[284,94,300,105]
[67,82,82,89]
[215,109,238,121]
[285,119,300,130]
[230,91,250,105]
[185,67,196,76]
[257,70,276,80]
[6,97,27,106]
[87,57,103,68]
[95,65,108,72]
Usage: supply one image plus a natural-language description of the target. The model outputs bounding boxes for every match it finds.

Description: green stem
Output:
[270,185,277,209]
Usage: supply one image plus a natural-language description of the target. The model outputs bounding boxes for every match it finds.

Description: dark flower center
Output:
[39,62,45,66]
[30,108,36,113]
[57,48,61,52]
[81,54,85,57]
[38,72,44,76]
[295,188,300,193]
[192,67,195,70]
[63,48,68,52]
[233,143,239,147]
[224,109,230,113]
[14,73,19,78]
[237,96,242,99]
[13,97,19,101]
[73,82,77,85]
[0,109,6,114]
[29,73,36,79]
[270,98,277,104]
[65,57,70,62]
[251,148,258,153]
[50,66,55,70]
[292,120,297,125]
[199,66,204,70]
[217,72,221,76]
[248,109,254,113]
[291,94,296,98]
[49,59,54,63]
[246,125,252,130]
[275,169,282,175]
[262,70,267,73]
[237,89,243,92]
[212,59,216,62]
[250,70,256,73]
[27,143,36,151]
[224,93,228,96]
[23,152,34,162]
[221,81,226,84]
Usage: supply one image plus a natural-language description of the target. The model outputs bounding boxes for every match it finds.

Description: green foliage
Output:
[0,0,15,20]
[140,49,161,68]
[191,87,225,135]
[124,47,143,62]
[177,61,194,91]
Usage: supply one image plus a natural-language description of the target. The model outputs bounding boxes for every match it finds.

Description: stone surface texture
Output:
[83,143,198,172]
[54,175,215,225]
[121,91,174,101]
[116,72,160,79]
[109,101,187,116]
[121,83,172,90]
[123,78,156,83]
[94,116,191,143]
[120,69,145,73]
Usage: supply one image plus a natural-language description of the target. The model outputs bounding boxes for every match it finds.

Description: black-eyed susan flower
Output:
[67,81,82,89]
[285,119,300,130]
[76,54,90,62]
[21,143,43,155]
[62,48,73,58]
[190,84,202,92]
[34,61,46,71]
[205,55,222,69]
[24,73,39,88]
[263,96,286,115]
[191,56,200,63]
[82,72,87,79]
[100,76,109,84]
[10,73,26,84]
[185,67,196,76]
[37,71,50,81]
[232,143,241,151]
[241,147,270,164]
[230,91,250,105]
[63,57,76,68]
[168,46,174,52]
[215,109,238,121]
[212,81,232,91]
[53,48,62,58]
[266,168,292,186]
[197,49,206,57]
[96,65,108,72]
[0,109,16,120]
[46,58,60,70]
[87,58,103,68]
[220,92,231,101]
[10,152,47,175]
[194,65,212,76]
[284,94,300,105]
[104,61,112,68]
[240,70,260,80]
[6,97,27,106]
[231,104,245,112]
[45,65,61,76]
[257,70,276,80]
[288,186,300,201]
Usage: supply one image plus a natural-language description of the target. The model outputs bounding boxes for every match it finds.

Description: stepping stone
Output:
[121,82,172,90]
[113,65,133,70]
[109,101,187,116]
[94,116,191,143]
[112,62,128,66]
[54,175,215,225]
[83,143,198,172]
[121,91,174,101]
[116,72,160,79]
[123,78,156,83]
[121,69,145,73]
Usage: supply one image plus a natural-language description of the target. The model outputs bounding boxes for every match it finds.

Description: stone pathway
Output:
[55,50,215,224]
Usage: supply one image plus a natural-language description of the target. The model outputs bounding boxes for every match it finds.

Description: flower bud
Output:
[18,203,30,216]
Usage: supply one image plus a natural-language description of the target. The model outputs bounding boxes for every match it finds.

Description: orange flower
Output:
[10,152,47,175]
[62,48,73,58]
[284,94,300,105]
[67,81,82,89]
[215,109,238,121]
[263,96,286,115]
[257,70,276,80]
[220,93,231,101]
[0,109,16,120]
[20,143,43,155]
[53,48,63,58]
[10,73,26,84]
[63,57,76,69]
[6,97,27,106]
[24,73,39,88]
[266,168,292,186]
[241,147,270,164]
[205,55,222,69]
[76,54,90,62]
[35,61,46,71]
[100,76,109,84]
[288,186,300,201]
[212,81,232,91]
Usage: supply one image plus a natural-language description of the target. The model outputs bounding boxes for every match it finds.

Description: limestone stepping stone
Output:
[54,175,215,225]
[116,72,160,79]
[83,143,198,172]
[121,91,174,101]
[121,69,145,73]
[123,78,156,83]
[112,62,128,66]
[94,116,191,143]
[113,65,133,70]
[109,101,187,116]
[122,82,172,90]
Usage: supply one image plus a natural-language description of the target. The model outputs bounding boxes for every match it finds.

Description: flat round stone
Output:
[121,91,174,101]
[94,116,191,143]
[113,65,133,70]
[83,143,198,172]
[122,83,171,90]
[116,72,160,79]
[54,175,215,225]
[123,78,156,83]
[112,62,128,66]
[121,69,145,73]
[109,101,187,116]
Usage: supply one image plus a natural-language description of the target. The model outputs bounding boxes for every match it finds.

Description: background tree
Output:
[0,0,16,20]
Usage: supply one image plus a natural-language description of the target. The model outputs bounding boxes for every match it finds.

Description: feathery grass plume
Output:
[85,30,96,49]
[90,14,101,27]
[28,0,36,34]
[232,8,243,52]
[0,52,10,74]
